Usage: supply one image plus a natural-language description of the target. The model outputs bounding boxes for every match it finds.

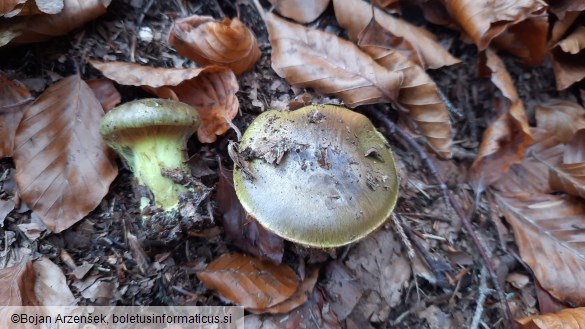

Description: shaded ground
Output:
[0,0,573,328]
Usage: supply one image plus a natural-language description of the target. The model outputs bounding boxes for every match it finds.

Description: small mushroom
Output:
[233,105,399,248]
[99,98,200,211]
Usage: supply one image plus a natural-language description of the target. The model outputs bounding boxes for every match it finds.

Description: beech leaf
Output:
[0,0,110,46]
[493,129,561,195]
[248,267,319,314]
[517,307,585,328]
[440,0,547,50]
[197,253,299,309]
[548,0,585,19]
[495,191,585,305]
[13,75,118,233]
[90,61,239,143]
[33,257,76,306]
[535,100,585,143]
[0,259,38,306]
[216,167,284,264]
[332,0,460,69]
[267,0,330,23]
[551,26,585,90]
[86,78,121,112]
[545,130,585,199]
[266,13,403,108]
[358,17,453,158]
[0,74,32,158]
[469,49,532,189]
[168,15,260,75]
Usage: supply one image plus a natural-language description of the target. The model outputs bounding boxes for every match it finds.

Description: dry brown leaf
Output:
[469,49,532,189]
[545,130,585,199]
[0,74,32,158]
[13,75,118,233]
[557,26,585,55]
[86,78,121,112]
[358,17,452,158]
[0,0,26,16]
[332,0,460,69]
[495,191,585,305]
[197,252,299,309]
[217,167,284,264]
[440,0,547,50]
[517,307,585,328]
[266,13,403,108]
[550,11,580,45]
[373,0,400,12]
[0,259,38,306]
[490,14,548,66]
[548,0,585,19]
[550,27,585,90]
[268,0,330,23]
[551,48,585,90]
[90,61,239,143]
[33,257,76,306]
[248,267,319,314]
[0,0,110,46]
[0,74,33,111]
[5,0,64,17]
[168,15,260,75]
[493,128,560,194]
[535,99,585,143]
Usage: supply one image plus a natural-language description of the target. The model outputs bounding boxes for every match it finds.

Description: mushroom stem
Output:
[129,132,189,210]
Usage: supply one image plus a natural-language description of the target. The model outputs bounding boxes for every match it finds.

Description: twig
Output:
[363,106,516,329]
[470,266,493,329]
[437,87,464,119]
[391,214,415,259]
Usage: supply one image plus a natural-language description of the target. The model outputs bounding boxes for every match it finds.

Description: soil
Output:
[0,0,572,328]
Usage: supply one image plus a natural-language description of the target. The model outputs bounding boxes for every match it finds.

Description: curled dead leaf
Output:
[535,100,585,143]
[197,253,299,309]
[13,75,118,232]
[495,191,585,306]
[358,17,452,158]
[216,167,284,264]
[469,49,532,189]
[0,0,26,16]
[266,13,403,107]
[90,61,239,143]
[493,128,560,195]
[551,26,585,90]
[440,0,547,50]
[248,267,319,314]
[86,78,121,112]
[267,0,330,23]
[333,0,460,69]
[0,259,38,306]
[546,129,585,199]
[517,307,585,328]
[168,15,260,75]
[0,0,110,46]
[548,0,585,19]
[0,74,32,158]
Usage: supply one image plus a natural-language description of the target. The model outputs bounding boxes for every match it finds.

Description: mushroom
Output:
[233,104,399,248]
[100,98,200,211]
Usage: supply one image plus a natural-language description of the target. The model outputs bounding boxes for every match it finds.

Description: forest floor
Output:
[0,0,574,328]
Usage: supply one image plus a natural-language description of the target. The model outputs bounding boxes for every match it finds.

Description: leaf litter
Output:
[2,0,585,327]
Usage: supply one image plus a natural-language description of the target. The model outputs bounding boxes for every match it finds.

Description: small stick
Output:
[391,214,415,259]
[470,266,493,329]
[363,106,516,329]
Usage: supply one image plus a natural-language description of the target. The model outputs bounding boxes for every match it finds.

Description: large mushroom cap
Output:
[100,98,200,144]
[233,105,399,248]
